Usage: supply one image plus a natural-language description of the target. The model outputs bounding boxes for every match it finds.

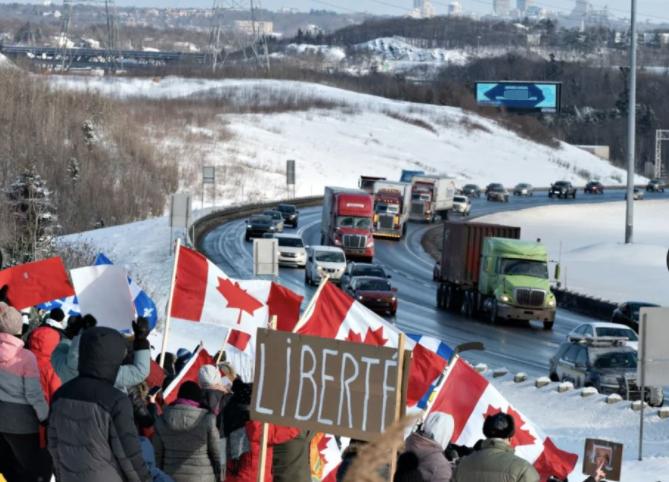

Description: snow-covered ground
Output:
[50,76,640,206]
[488,371,669,481]
[480,200,669,305]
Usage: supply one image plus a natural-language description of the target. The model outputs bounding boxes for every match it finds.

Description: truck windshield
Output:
[500,259,548,278]
[412,193,431,201]
[337,216,372,229]
[315,251,345,263]
[375,203,399,214]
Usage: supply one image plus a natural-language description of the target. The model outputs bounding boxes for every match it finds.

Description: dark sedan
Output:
[549,181,577,199]
[244,215,275,241]
[344,276,398,316]
[276,203,299,228]
[584,181,604,194]
[340,262,391,291]
[646,179,665,192]
[611,301,660,331]
[462,184,481,198]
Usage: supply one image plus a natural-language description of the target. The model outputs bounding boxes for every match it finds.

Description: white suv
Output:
[305,246,346,285]
[275,234,307,267]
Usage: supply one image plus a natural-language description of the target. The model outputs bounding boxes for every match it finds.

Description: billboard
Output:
[475,81,561,113]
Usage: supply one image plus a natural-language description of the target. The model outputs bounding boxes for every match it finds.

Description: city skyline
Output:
[1,0,667,23]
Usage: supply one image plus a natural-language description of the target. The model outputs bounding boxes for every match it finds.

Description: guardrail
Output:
[553,288,617,321]
[191,196,324,251]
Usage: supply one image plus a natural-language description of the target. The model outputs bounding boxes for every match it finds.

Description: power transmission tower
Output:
[59,0,120,72]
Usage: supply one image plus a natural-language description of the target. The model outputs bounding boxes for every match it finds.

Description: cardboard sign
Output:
[251,328,407,441]
[583,438,623,481]
[71,265,135,331]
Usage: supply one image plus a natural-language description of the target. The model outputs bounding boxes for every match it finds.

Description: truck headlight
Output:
[499,294,510,303]
[334,238,342,246]
[366,238,374,248]
[547,298,556,308]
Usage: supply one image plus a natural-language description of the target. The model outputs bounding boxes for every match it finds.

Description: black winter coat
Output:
[48,327,151,482]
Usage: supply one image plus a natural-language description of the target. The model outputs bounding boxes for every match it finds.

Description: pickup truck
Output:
[549,181,577,199]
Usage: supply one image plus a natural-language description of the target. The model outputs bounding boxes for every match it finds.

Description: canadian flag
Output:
[296,281,448,407]
[429,358,578,482]
[169,246,302,337]
[162,345,215,405]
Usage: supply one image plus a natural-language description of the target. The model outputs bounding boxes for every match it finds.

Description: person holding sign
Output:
[403,412,454,482]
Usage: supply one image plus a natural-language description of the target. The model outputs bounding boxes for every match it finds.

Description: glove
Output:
[133,317,150,350]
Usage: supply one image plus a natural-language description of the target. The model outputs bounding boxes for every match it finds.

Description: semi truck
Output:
[358,175,386,194]
[371,180,412,239]
[436,221,557,330]
[409,176,456,222]
[399,170,425,183]
[321,187,375,262]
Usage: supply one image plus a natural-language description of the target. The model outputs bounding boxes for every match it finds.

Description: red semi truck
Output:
[321,187,375,262]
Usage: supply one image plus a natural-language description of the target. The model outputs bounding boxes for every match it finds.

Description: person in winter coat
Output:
[41,308,66,336]
[198,365,232,478]
[451,412,540,482]
[153,381,221,482]
[336,439,366,482]
[223,379,299,482]
[52,316,151,391]
[0,302,51,482]
[403,412,454,482]
[48,326,151,482]
[272,430,314,482]
[140,437,174,482]
[394,452,426,482]
[27,325,62,404]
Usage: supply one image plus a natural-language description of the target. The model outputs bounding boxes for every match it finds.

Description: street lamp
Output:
[625,0,637,244]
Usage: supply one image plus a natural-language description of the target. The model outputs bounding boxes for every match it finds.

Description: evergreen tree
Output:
[3,167,59,264]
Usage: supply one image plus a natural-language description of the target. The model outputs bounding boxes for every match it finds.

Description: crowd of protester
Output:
[0,301,608,482]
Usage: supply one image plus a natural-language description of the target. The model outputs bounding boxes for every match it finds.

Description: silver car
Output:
[263,210,285,232]
[305,246,346,285]
[275,234,307,267]
[452,195,471,216]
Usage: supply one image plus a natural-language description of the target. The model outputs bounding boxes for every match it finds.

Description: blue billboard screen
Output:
[475,82,561,113]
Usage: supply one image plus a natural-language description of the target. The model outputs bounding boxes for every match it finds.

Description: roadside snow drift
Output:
[480,200,669,305]
[50,76,640,205]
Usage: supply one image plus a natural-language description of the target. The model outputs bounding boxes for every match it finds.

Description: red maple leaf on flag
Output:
[346,326,389,346]
[484,404,536,448]
[217,278,263,325]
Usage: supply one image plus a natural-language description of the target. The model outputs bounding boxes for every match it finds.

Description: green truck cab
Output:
[436,221,557,330]
[479,238,556,329]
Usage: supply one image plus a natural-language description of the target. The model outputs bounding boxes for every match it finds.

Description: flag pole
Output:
[389,333,406,480]
[422,354,461,417]
[292,275,330,333]
[215,329,232,365]
[159,238,182,369]
[256,315,277,482]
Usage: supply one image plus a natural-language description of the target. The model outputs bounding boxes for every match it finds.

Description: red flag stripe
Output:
[407,343,447,406]
[268,282,304,332]
[430,358,488,442]
[297,283,354,338]
[162,346,215,405]
[228,330,252,351]
[533,437,579,482]
[0,257,75,310]
[170,246,208,322]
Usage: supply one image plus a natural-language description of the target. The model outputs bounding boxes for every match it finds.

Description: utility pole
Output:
[625,0,637,244]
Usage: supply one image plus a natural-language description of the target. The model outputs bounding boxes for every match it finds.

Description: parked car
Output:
[275,234,307,268]
[452,195,472,215]
[646,179,665,192]
[262,210,285,232]
[486,184,509,203]
[462,184,481,198]
[611,301,660,331]
[549,181,577,199]
[513,183,533,196]
[343,276,398,316]
[548,339,664,406]
[245,215,275,241]
[340,262,391,291]
[625,188,644,200]
[584,181,604,194]
[567,322,639,350]
[305,246,346,285]
[276,203,299,228]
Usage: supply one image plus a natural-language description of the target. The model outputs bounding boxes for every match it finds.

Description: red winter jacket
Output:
[226,421,299,482]
[28,326,62,404]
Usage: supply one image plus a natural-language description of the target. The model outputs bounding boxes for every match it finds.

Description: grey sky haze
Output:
[3,1,668,23]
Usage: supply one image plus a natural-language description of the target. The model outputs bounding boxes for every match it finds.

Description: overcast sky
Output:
[5,1,669,23]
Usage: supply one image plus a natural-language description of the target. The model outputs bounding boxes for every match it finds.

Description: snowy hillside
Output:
[51,76,640,206]
[480,200,669,305]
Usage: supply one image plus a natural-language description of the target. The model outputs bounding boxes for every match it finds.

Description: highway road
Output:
[201,188,669,380]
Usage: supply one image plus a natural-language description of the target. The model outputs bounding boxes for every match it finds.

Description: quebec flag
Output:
[38,253,158,330]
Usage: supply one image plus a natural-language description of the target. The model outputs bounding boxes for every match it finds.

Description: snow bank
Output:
[49,76,642,198]
[489,372,669,481]
[479,200,669,305]
[354,36,470,65]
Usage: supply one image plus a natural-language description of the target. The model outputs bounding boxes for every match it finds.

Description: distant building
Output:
[410,0,435,18]
[234,20,274,36]
[571,0,590,18]
[448,0,462,16]
[517,0,534,13]
[493,0,512,17]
